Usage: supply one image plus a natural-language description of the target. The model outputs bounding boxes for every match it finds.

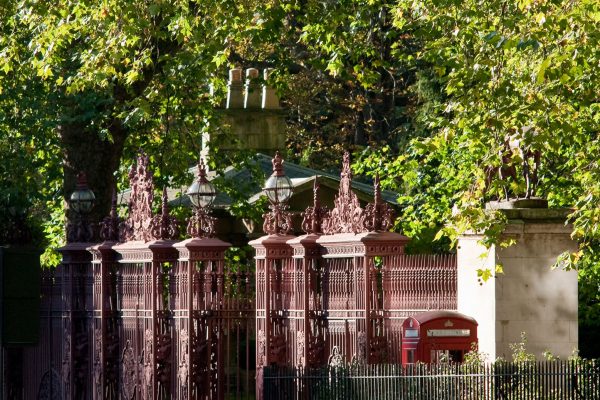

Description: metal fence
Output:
[263,360,600,400]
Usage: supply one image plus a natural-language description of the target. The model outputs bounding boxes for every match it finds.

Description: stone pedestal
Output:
[457,206,578,360]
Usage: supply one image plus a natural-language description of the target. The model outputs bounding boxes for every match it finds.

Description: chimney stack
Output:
[244,68,261,109]
[262,68,280,109]
[226,68,244,109]
[225,67,281,110]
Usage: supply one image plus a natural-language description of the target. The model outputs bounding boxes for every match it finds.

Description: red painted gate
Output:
[7,151,456,400]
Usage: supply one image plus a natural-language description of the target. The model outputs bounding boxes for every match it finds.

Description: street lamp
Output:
[262,151,294,235]
[263,151,293,205]
[67,171,95,242]
[70,172,96,215]
[187,159,217,209]
[186,158,218,237]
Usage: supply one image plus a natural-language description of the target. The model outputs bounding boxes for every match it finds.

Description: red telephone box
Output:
[401,310,478,364]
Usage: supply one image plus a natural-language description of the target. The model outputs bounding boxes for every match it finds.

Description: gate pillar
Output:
[286,180,329,368]
[457,205,578,360]
[88,194,122,399]
[88,241,119,399]
[287,233,323,368]
[250,233,295,398]
[113,238,179,399]
[112,153,179,400]
[57,241,94,400]
[174,236,231,400]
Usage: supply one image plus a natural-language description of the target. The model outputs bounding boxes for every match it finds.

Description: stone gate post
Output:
[457,205,578,360]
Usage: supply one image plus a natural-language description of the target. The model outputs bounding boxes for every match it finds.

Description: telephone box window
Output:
[407,349,415,364]
[404,329,418,338]
[401,311,478,365]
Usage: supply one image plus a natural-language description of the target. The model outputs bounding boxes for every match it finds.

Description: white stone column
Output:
[261,68,280,110]
[457,206,578,360]
[226,68,244,109]
[243,68,261,109]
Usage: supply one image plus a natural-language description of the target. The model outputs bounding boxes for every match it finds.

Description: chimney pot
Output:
[246,68,259,79]
[229,68,243,83]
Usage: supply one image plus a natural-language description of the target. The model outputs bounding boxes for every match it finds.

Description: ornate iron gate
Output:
[251,152,457,398]
[17,153,256,400]
[11,151,458,400]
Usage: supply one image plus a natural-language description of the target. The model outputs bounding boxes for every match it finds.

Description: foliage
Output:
[463,342,488,366]
[509,332,536,363]
[224,245,254,274]
[351,0,600,279]
[0,3,63,252]
[0,0,273,265]
[224,245,255,298]
[228,0,423,170]
[2,0,600,298]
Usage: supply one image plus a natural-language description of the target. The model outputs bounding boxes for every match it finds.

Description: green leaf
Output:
[536,58,551,84]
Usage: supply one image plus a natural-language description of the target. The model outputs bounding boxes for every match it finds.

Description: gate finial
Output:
[100,189,121,241]
[262,151,294,235]
[321,151,365,234]
[301,178,328,234]
[363,173,395,232]
[120,151,154,241]
[149,187,179,240]
[186,157,218,237]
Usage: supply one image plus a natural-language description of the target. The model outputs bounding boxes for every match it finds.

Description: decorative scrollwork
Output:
[322,152,366,234]
[66,219,95,243]
[262,204,293,235]
[355,332,367,365]
[37,369,63,400]
[257,330,266,367]
[150,188,179,240]
[328,346,344,367]
[93,329,102,398]
[61,329,71,393]
[99,190,121,242]
[187,209,217,238]
[121,340,136,400]
[143,329,153,396]
[269,333,286,364]
[178,329,189,394]
[296,331,305,367]
[120,152,154,242]
[363,173,395,232]
[156,330,172,387]
[307,313,326,366]
[301,179,328,234]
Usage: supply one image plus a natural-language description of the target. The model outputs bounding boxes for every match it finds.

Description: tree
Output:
[217,0,423,169]
[3,0,600,275]
[2,0,430,261]
[1,1,271,261]
[354,0,599,254]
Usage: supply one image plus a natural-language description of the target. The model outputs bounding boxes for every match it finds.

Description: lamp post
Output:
[67,172,96,242]
[262,151,294,235]
[186,158,218,237]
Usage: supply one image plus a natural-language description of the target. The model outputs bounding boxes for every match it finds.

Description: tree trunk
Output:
[60,118,128,232]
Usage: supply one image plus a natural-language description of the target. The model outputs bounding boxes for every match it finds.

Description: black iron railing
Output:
[263,360,600,400]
